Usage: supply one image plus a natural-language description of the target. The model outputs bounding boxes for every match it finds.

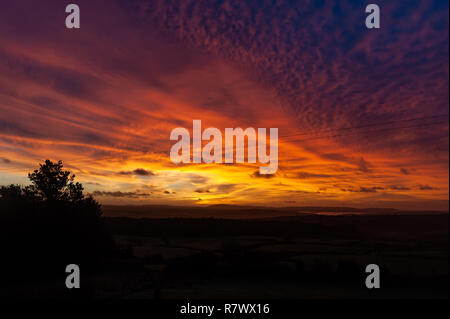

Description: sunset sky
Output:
[0,0,448,210]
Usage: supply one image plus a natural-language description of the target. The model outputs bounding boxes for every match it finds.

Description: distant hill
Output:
[102,204,448,219]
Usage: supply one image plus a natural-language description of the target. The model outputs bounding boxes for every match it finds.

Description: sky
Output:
[0,0,448,210]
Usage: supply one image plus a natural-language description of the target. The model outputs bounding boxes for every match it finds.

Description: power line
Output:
[281,120,448,143]
[279,114,449,139]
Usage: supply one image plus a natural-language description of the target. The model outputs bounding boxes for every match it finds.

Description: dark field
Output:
[2,205,448,299]
[102,206,449,299]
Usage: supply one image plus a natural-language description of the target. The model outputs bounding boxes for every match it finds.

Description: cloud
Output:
[297,171,332,179]
[195,188,211,193]
[189,174,210,184]
[400,168,409,175]
[358,157,370,173]
[341,186,384,193]
[118,169,156,176]
[85,182,102,186]
[216,184,238,193]
[321,153,353,163]
[250,171,277,179]
[128,0,449,171]
[360,186,384,193]
[134,168,155,176]
[194,184,237,194]
[0,0,447,210]
[91,190,151,198]
[390,185,411,191]
[1,157,10,164]
[418,184,434,190]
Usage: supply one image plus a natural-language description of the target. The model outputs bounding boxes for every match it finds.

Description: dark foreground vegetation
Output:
[105,213,448,299]
[0,161,448,298]
[0,160,117,297]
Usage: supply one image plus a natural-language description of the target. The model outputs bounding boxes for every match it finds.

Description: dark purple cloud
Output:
[118,168,156,176]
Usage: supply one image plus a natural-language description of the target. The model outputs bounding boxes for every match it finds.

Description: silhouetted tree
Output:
[27,160,82,202]
[0,160,115,289]
[1,160,102,216]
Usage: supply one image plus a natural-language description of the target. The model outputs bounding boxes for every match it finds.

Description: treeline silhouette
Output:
[0,160,116,288]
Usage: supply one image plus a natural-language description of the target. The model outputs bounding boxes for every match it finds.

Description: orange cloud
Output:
[0,0,448,210]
